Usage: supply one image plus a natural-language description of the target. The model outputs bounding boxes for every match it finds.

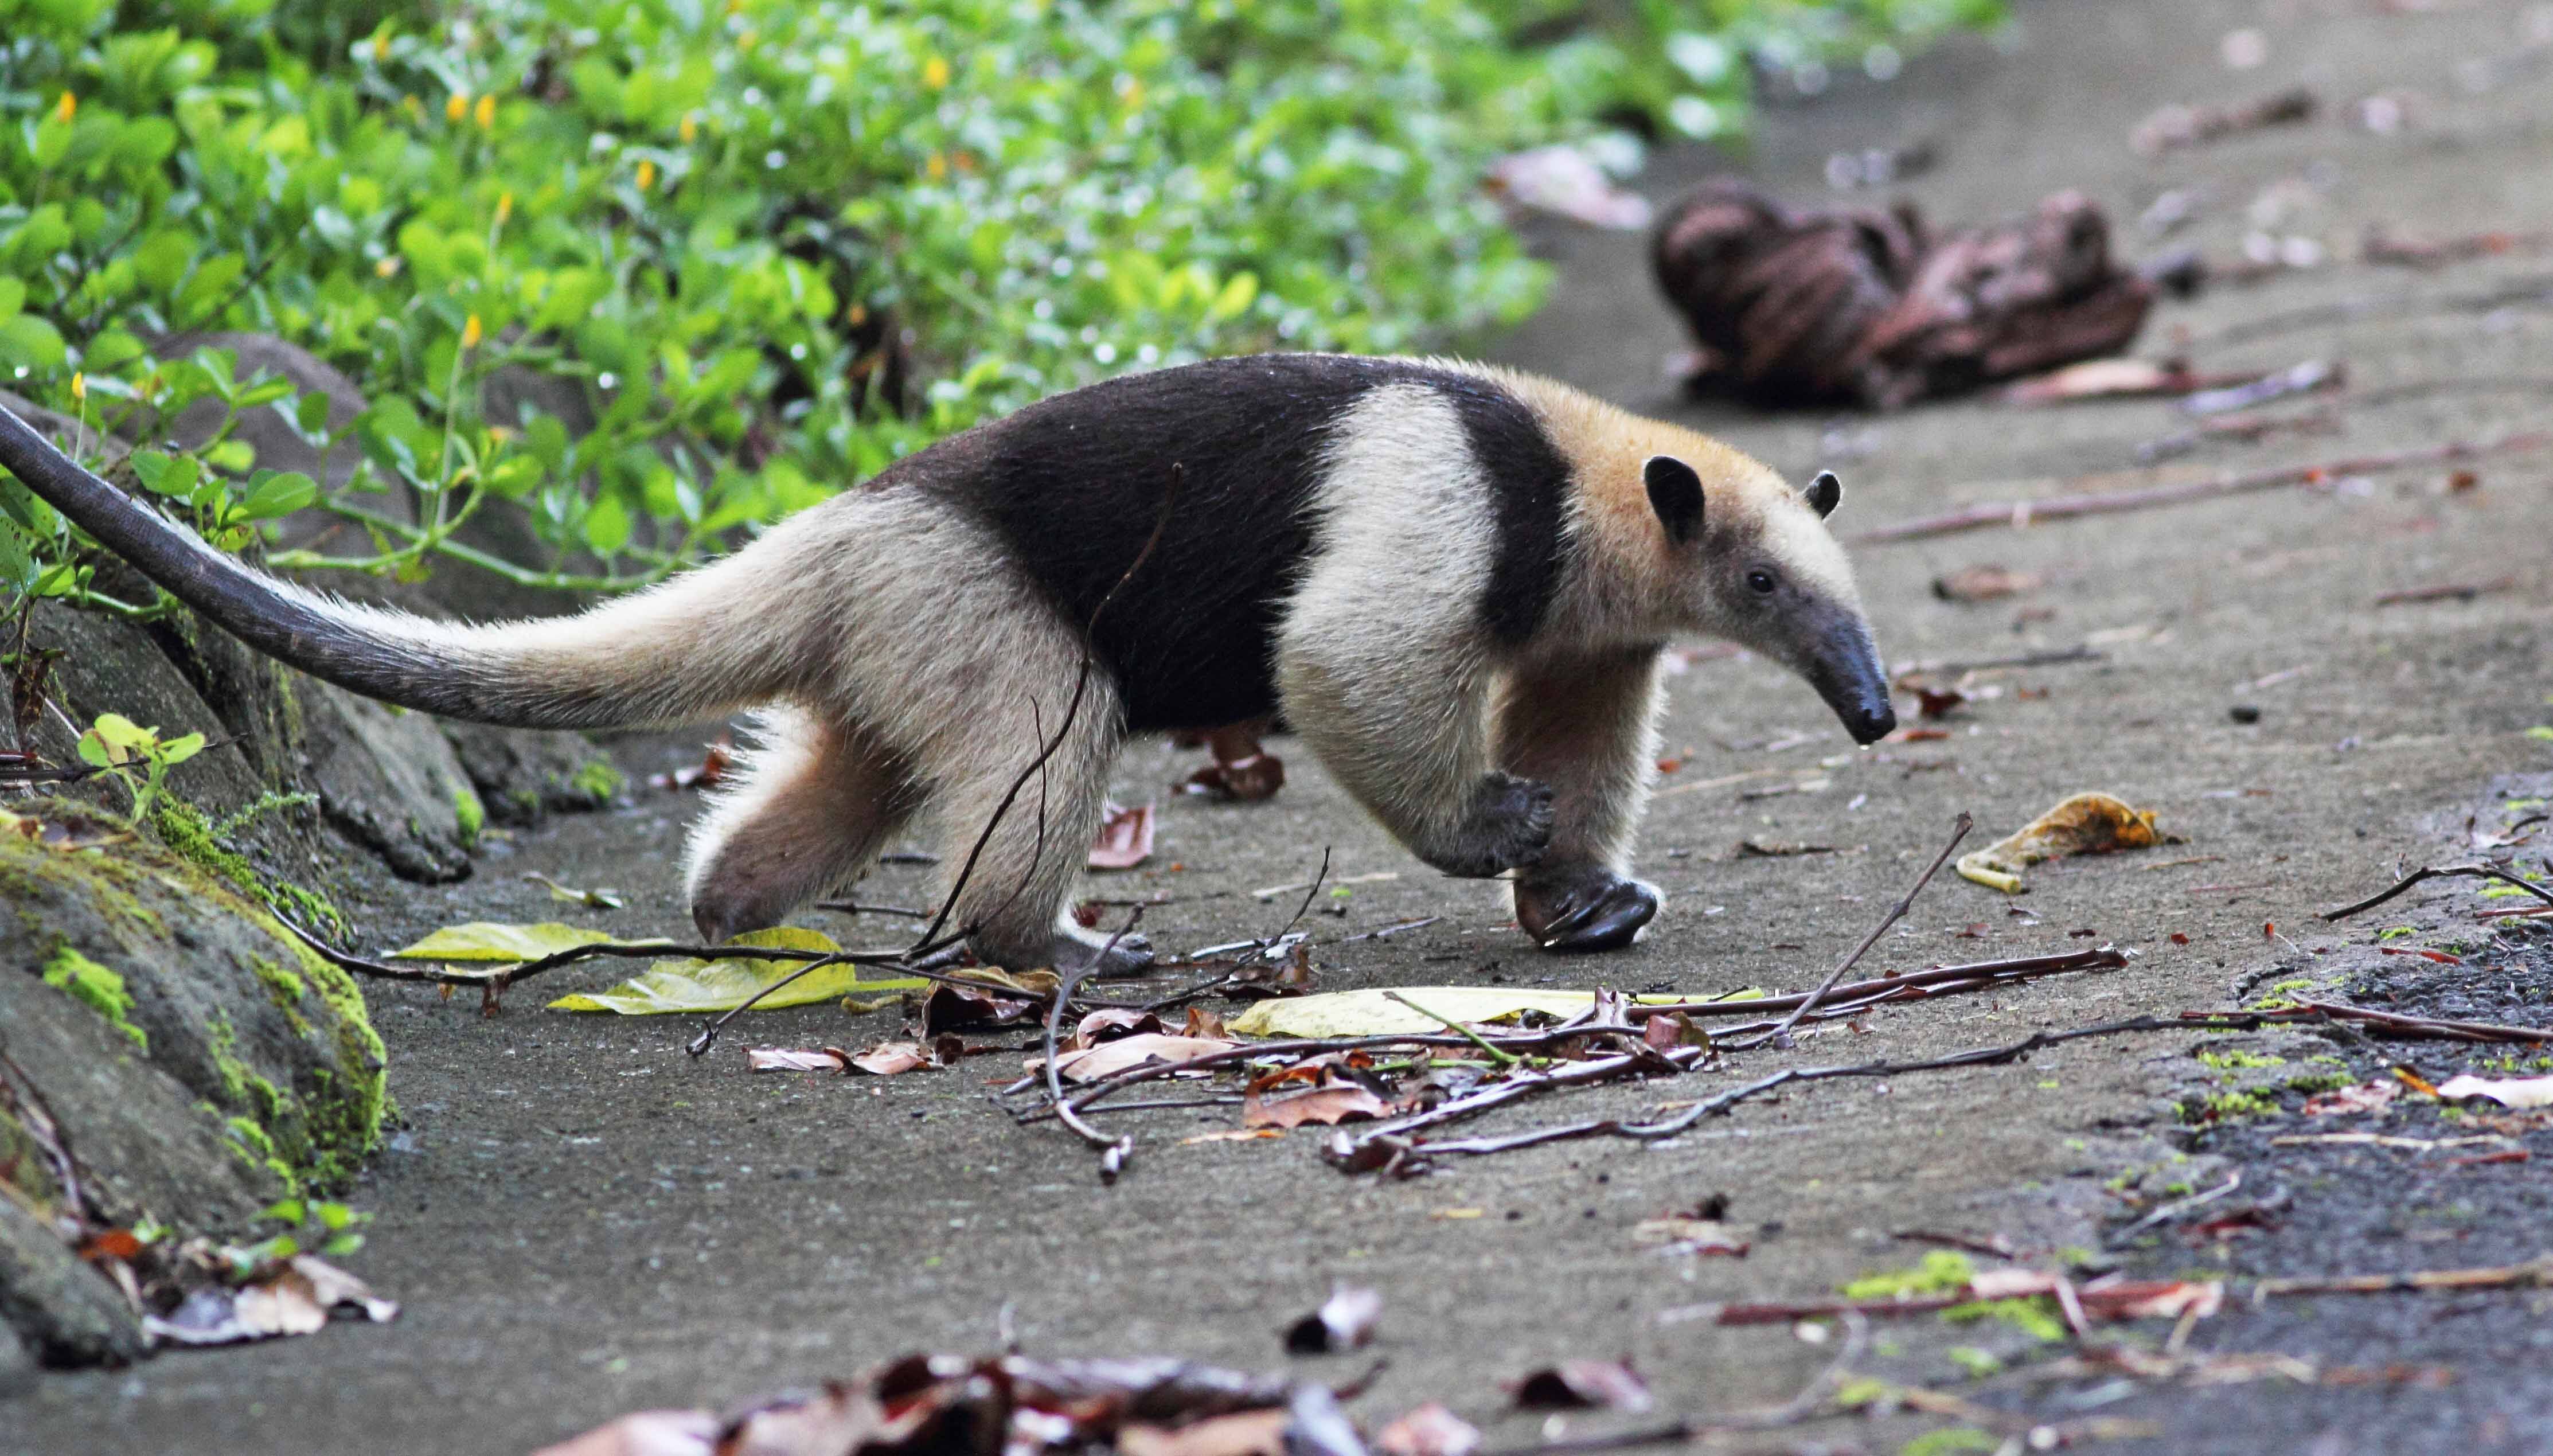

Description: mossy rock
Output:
[1,797,387,1365]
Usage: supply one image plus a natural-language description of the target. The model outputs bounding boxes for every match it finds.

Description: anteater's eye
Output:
[1746,569,1778,596]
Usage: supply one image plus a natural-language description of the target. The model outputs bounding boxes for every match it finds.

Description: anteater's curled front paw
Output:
[1424,772,1555,878]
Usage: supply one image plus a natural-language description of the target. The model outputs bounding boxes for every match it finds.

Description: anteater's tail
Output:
[0,401,805,729]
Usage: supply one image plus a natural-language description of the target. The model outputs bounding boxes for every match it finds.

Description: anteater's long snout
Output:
[1809,620,1896,746]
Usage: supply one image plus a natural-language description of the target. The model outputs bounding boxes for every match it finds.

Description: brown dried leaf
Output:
[1282,1285,1382,1354]
[2302,1080,2400,1117]
[921,982,1035,1037]
[1630,1217,1749,1257]
[1119,1411,1291,1456]
[1181,754,1287,802]
[1184,1006,1230,1040]
[1034,1033,1238,1084]
[745,1047,852,1074]
[1072,1008,1168,1050]
[1737,837,1834,857]
[1931,564,2045,603]
[1506,1359,1653,1412]
[533,1410,719,1456]
[143,1254,397,1347]
[1375,1404,1481,1456]
[849,1042,931,1076]
[1244,1082,1390,1130]
[1089,802,1157,871]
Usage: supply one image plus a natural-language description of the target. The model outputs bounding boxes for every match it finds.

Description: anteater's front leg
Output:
[1275,626,1553,881]
[1494,645,1666,952]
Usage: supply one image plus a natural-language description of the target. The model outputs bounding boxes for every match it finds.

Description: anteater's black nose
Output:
[1848,700,1896,745]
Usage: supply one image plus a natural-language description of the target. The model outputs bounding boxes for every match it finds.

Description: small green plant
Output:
[75,712,204,822]
[249,1197,373,1263]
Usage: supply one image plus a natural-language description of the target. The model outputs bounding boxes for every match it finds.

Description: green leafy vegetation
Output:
[2,0,1996,612]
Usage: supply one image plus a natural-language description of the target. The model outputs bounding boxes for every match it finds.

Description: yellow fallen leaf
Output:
[1431,1208,1484,1220]
[1957,792,2164,893]
[391,921,657,963]
[547,927,926,1014]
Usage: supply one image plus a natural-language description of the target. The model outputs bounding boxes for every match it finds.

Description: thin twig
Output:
[811,900,932,919]
[1383,991,1523,1068]
[2253,1255,2553,1301]
[1042,908,1150,1175]
[1853,434,2553,545]
[1731,811,1971,1051]
[2320,862,2553,920]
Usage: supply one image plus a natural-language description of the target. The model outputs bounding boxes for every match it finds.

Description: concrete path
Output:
[15,2,2553,1451]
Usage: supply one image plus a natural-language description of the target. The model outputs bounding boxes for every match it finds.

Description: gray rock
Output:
[0,1197,144,1369]
[438,721,620,827]
[296,684,477,883]
[0,1311,33,1394]
[0,791,386,1367]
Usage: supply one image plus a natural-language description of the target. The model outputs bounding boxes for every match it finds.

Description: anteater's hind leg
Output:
[684,708,921,943]
[911,656,1140,975]
[801,491,1147,975]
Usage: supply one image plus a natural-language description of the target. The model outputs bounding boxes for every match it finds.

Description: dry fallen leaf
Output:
[1957,792,2166,893]
[1120,1411,1290,1456]
[746,1047,853,1074]
[144,1254,397,1346]
[2434,1074,2553,1110]
[1283,1285,1381,1354]
[1485,146,1653,231]
[1035,1033,1238,1084]
[1181,1129,1283,1146]
[1245,1081,1391,1130]
[1375,1404,1481,1456]
[1932,564,2045,603]
[1631,1217,1749,1258]
[1072,1008,1168,1049]
[1089,802,1157,871]
[1506,1359,1653,1412]
[2302,1080,2400,1116]
[850,1042,931,1076]
[532,1410,717,1456]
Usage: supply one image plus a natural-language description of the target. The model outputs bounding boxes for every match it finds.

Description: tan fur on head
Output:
[1441,360,1864,646]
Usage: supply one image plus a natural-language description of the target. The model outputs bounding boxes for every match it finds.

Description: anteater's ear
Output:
[1644,455,1705,545]
[1802,470,1841,519]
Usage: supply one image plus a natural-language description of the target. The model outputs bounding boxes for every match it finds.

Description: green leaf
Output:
[0,315,69,376]
[390,922,663,965]
[0,278,22,326]
[239,470,317,521]
[89,712,154,748]
[156,732,206,764]
[580,493,630,553]
[548,926,926,1015]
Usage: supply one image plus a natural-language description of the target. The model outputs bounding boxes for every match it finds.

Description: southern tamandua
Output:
[0,354,1896,973]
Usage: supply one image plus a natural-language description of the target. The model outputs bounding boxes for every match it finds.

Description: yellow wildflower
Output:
[925,151,947,181]
[376,256,403,278]
[446,92,467,123]
[54,92,75,124]
[461,314,483,350]
[69,373,85,403]
[680,112,700,145]
[924,56,951,89]
[635,158,657,191]
[370,33,389,61]
[475,93,495,129]
[494,190,514,225]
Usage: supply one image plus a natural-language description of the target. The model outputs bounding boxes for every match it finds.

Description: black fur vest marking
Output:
[887,354,1570,732]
